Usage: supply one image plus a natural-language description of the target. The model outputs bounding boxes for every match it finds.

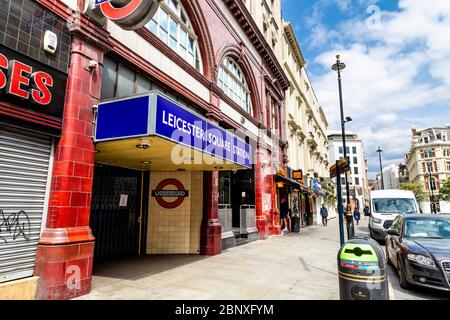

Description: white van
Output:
[368,190,420,241]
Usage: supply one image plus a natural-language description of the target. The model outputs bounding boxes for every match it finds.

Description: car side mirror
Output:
[387,229,400,236]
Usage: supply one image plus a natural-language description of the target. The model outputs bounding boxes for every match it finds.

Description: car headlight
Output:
[372,217,382,224]
[407,254,436,268]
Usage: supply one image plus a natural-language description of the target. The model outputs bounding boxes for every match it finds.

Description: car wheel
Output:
[397,256,410,289]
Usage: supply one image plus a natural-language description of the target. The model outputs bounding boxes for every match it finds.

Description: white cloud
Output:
[306,0,450,176]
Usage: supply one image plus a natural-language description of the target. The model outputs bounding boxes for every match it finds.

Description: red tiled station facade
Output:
[33,0,289,299]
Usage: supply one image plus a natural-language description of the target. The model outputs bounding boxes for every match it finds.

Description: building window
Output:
[354,167,359,175]
[446,162,450,171]
[355,177,360,186]
[339,146,343,154]
[101,56,152,100]
[423,136,429,144]
[424,149,433,158]
[426,162,434,173]
[352,147,357,154]
[430,179,437,191]
[146,0,202,71]
[218,57,253,114]
[353,157,358,164]
[444,148,450,157]
[271,98,277,131]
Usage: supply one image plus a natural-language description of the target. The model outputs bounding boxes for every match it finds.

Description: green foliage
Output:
[440,180,450,202]
[400,182,427,202]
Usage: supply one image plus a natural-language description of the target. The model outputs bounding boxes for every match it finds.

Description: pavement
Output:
[77,216,450,300]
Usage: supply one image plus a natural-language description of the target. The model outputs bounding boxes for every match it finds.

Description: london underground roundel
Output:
[88,0,161,31]
[152,179,189,209]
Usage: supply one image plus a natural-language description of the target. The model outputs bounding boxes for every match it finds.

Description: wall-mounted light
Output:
[136,143,150,150]
[142,161,152,164]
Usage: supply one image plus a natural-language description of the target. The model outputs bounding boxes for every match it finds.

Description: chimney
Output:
[411,126,417,136]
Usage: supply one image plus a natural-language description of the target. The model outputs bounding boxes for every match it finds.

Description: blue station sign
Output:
[94,92,253,169]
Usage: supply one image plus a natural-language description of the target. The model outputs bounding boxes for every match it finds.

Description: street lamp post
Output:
[377,146,384,190]
[427,172,437,214]
[332,55,355,240]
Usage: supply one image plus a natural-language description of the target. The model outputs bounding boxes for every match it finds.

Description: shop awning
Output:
[94,92,254,171]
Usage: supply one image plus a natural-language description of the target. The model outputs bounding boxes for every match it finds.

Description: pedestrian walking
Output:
[363,205,370,217]
[354,208,361,226]
[280,197,291,232]
[320,204,329,226]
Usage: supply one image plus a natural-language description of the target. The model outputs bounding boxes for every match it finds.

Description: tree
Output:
[440,180,450,202]
[400,182,427,202]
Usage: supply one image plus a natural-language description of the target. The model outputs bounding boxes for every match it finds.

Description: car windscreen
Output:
[404,219,450,239]
[372,198,417,214]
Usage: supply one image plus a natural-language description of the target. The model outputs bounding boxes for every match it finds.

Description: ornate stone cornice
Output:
[222,0,290,91]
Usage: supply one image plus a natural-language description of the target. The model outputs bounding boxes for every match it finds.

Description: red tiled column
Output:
[255,147,269,239]
[200,171,222,255]
[34,34,104,300]
[269,175,281,236]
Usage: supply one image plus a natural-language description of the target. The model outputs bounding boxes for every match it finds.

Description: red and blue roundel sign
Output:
[94,0,161,30]
[151,179,189,209]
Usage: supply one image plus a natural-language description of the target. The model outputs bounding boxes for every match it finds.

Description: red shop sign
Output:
[0,44,67,120]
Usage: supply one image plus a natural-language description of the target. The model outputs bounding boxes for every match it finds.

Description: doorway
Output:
[90,164,148,265]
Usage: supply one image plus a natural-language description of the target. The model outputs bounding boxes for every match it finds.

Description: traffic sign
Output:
[330,157,350,178]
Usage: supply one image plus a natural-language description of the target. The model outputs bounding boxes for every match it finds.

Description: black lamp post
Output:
[332,55,355,240]
[376,146,384,190]
[427,172,437,214]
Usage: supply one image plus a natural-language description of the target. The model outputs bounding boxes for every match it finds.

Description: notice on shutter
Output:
[0,125,52,283]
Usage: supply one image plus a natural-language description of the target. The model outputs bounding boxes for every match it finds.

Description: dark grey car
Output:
[385,214,450,292]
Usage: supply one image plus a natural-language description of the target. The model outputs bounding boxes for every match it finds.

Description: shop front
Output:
[274,167,303,232]
[0,0,69,298]
[92,91,253,261]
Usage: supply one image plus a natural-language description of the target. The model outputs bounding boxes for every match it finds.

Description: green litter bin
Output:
[337,237,389,300]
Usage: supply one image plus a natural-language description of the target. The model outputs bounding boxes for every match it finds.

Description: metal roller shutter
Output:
[0,125,53,283]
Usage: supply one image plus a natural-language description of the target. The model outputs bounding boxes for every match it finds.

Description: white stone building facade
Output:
[406,125,450,213]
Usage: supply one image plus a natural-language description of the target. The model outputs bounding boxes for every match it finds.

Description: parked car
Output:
[385,214,450,291]
[369,190,420,241]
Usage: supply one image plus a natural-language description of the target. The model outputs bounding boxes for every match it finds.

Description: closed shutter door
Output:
[0,125,53,283]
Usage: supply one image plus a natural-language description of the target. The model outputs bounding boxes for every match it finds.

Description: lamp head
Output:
[345,116,352,122]
[332,54,346,72]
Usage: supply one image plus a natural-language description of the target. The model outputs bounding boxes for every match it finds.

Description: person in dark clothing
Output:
[280,197,291,232]
[320,204,329,226]
[364,205,370,216]
[354,208,361,225]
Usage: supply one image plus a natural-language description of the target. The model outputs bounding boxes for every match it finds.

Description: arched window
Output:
[146,0,202,72]
[218,57,253,114]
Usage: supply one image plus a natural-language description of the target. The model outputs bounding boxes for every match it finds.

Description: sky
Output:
[281,0,450,179]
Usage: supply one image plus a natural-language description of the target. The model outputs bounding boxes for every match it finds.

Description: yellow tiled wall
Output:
[147,172,203,254]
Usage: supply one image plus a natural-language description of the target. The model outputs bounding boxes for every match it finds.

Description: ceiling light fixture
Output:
[136,143,150,150]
